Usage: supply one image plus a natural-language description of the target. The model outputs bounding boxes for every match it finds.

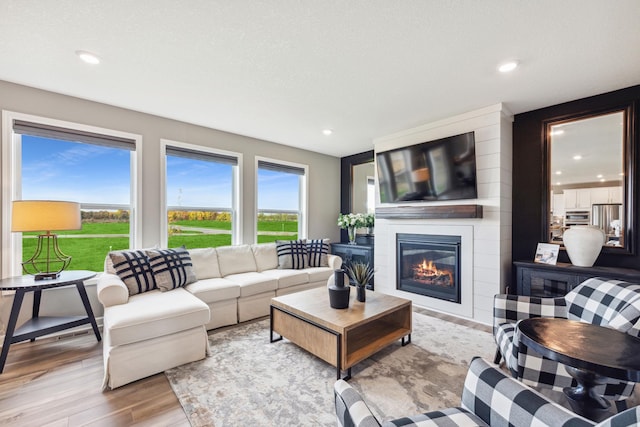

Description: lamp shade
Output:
[11,200,81,232]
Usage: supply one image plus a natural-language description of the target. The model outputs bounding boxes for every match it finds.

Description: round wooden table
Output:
[518,317,640,421]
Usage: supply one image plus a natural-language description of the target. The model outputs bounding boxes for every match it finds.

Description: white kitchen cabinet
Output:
[590,186,623,204]
[564,188,591,209]
[552,193,565,217]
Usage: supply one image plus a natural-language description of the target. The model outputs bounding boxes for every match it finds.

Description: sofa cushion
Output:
[252,243,279,272]
[217,245,258,276]
[188,247,221,280]
[261,269,309,289]
[109,250,156,295]
[276,239,308,269]
[306,266,334,283]
[307,238,330,267]
[185,277,241,304]
[224,272,278,297]
[104,288,210,347]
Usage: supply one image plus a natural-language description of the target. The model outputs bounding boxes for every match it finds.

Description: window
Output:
[2,113,140,275]
[163,141,240,248]
[256,158,307,243]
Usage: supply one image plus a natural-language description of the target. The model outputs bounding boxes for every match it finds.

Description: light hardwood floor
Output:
[0,307,489,426]
[0,330,188,426]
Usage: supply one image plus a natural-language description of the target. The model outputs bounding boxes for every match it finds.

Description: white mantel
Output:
[373,104,513,325]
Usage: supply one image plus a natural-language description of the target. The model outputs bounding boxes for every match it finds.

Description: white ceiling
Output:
[1,1,639,158]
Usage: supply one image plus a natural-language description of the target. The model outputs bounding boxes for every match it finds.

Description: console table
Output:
[518,317,640,421]
[514,261,640,297]
[0,270,101,373]
[330,243,374,290]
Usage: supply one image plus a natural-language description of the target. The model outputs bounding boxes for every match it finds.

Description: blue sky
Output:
[22,136,300,211]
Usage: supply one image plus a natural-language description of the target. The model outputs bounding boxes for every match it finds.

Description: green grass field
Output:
[21,219,298,272]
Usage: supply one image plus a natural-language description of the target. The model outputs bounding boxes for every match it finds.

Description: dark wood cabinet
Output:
[330,243,374,290]
[514,261,640,297]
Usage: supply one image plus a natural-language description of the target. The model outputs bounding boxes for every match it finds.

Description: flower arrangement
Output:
[337,212,374,229]
[337,213,367,229]
[364,213,375,229]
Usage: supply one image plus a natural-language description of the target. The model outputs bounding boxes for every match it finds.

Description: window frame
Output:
[160,139,242,247]
[255,156,308,243]
[1,110,142,277]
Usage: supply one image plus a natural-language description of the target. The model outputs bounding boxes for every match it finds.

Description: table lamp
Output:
[11,200,81,280]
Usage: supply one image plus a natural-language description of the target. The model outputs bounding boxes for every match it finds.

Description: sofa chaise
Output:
[97,240,341,389]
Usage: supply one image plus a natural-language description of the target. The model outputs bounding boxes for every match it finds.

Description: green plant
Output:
[345,261,374,286]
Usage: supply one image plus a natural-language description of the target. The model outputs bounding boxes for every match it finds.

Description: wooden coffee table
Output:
[270,287,412,379]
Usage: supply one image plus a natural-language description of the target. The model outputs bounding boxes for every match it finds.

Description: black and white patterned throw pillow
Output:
[146,247,197,292]
[109,250,156,295]
[307,238,329,267]
[276,239,308,270]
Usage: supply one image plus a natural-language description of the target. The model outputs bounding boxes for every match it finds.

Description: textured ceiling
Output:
[0,1,639,157]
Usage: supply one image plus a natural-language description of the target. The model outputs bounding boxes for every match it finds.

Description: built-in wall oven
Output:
[565,210,590,226]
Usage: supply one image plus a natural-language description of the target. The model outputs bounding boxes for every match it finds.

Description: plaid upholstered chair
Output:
[494,277,640,410]
[334,357,640,426]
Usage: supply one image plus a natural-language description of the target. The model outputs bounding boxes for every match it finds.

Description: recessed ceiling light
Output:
[555,171,562,175]
[322,129,333,136]
[573,155,582,160]
[76,50,100,65]
[600,178,606,182]
[498,60,519,73]
[596,174,603,178]
[556,182,562,185]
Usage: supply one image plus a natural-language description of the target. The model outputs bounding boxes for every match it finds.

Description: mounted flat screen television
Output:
[376,131,477,203]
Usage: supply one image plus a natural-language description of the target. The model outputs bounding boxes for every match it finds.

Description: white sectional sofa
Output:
[97,241,341,389]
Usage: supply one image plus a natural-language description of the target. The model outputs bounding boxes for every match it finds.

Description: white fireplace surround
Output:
[373,104,513,325]
[378,223,474,318]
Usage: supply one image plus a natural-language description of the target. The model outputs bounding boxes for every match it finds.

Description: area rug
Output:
[165,312,495,427]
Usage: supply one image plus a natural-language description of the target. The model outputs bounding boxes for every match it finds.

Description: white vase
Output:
[563,226,606,267]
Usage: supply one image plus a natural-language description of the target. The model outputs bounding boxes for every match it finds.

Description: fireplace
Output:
[396,233,461,303]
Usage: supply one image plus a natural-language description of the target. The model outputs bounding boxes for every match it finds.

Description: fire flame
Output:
[413,259,453,283]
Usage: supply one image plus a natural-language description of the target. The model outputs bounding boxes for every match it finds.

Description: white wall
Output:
[373,104,513,324]
[0,80,341,335]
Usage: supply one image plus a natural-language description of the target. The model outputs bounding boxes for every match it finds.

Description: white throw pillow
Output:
[217,245,258,276]
[188,247,221,280]
[252,243,278,272]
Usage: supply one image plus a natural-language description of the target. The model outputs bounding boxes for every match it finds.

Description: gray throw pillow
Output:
[146,247,197,292]
[109,250,156,295]
[307,238,329,267]
[276,239,308,270]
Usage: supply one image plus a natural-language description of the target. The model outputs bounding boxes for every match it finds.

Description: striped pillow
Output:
[146,247,197,292]
[109,250,156,295]
[307,238,329,267]
[276,240,308,270]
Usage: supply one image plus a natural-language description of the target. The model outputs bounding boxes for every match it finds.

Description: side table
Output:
[518,317,640,421]
[0,270,101,373]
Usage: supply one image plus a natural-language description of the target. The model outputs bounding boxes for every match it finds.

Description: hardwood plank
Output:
[0,333,189,426]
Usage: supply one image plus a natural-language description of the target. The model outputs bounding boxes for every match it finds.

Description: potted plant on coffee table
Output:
[345,261,374,302]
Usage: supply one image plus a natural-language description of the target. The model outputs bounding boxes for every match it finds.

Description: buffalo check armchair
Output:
[334,357,640,427]
[493,277,640,409]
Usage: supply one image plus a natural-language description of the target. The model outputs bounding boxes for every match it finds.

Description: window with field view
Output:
[165,143,239,249]
[257,159,306,243]
[16,124,134,273]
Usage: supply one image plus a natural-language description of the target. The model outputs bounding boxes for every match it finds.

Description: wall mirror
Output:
[546,108,631,252]
[340,150,374,242]
[351,161,375,215]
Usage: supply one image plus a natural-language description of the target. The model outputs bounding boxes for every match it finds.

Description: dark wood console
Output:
[514,261,640,297]
[330,243,374,290]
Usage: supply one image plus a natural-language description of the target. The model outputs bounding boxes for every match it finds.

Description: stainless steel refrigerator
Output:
[591,203,623,245]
